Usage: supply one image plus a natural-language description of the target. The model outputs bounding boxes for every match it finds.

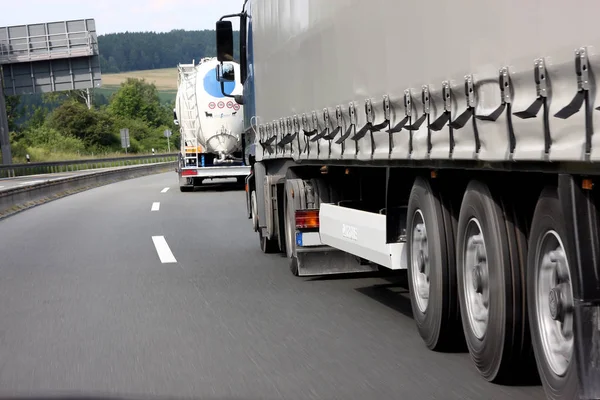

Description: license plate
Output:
[296,232,303,247]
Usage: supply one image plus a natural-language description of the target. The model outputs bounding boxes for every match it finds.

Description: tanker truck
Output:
[215,1,600,399]
[173,57,249,192]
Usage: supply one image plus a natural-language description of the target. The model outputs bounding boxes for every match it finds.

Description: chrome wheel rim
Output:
[535,230,574,377]
[410,209,430,313]
[463,218,489,340]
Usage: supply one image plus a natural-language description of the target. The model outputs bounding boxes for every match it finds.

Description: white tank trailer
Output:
[173,57,249,191]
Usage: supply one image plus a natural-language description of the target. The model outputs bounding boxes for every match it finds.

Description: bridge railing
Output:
[0,153,178,179]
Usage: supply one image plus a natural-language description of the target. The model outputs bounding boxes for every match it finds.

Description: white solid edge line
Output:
[152,236,177,263]
[151,202,160,211]
[161,187,170,193]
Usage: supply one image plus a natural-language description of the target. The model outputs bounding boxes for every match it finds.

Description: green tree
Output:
[107,78,163,127]
[5,95,21,132]
[45,101,97,141]
[24,106,48,130]
[83,109,120,148]
[45,103,119,150]
[98,30,240,72]
[42,89,93,109]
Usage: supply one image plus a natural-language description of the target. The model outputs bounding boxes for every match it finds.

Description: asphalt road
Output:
[0,172,546,400]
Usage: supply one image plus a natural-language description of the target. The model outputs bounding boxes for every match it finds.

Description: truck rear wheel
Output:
[406,177,462,351]
[284,188,299,275]
[284,179,308,276]
[180,186,193,192]
[527,187,578,399]
[283,178,332,276]
[251,190,259,232]
[259,232,279,253]
[456,180,531,382]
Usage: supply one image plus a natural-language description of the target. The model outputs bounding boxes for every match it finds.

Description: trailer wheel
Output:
[284,189,297,273]
[180,186,193,192]
[259,232,279,254]
[284,180,305,276]
[251,191,259,232]
[527,187,578,399]
[406,177,461,351]
[456,180,531,382]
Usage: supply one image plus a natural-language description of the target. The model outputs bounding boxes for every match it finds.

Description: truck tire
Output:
[527,187,578,400]
[406,176,462,351]
[283,178,329,276]
[251,191,259,232]
[284,189,298,274]
[310,178,331,204]
[284,179,305,276]
[456,180,531,382]
[180,186,193,192]
[259,232,279,254]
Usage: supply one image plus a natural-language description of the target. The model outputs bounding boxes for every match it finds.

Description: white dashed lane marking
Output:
[151,236,177,263]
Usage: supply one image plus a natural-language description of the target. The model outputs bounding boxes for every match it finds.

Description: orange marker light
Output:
[295,209,320,229]
[583,178,593,190]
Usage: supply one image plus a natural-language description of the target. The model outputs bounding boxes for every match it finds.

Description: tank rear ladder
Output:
[177,62,201,167]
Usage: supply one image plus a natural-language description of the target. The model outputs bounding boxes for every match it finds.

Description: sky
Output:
[0,0,242,34]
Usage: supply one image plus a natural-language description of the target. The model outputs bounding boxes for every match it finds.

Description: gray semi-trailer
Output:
[215,1,600,398]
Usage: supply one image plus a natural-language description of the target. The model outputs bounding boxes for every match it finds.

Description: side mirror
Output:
[234,95,245,105]
[216,20,234,62]
[216,62,235,82]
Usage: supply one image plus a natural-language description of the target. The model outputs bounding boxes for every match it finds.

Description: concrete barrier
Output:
[0,161,176,220]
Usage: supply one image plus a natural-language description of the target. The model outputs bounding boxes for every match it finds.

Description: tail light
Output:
[295,209,319,229]
[181,169,197,176]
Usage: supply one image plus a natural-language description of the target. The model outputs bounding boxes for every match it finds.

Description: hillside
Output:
[101,68,178,91]
[98,30,240,73]
[99,68,178,103]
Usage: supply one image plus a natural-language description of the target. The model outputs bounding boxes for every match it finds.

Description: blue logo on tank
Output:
[203,67,235,98]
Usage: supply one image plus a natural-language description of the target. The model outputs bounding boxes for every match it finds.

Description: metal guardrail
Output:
[0,153,178,179]
[0,161,176,220]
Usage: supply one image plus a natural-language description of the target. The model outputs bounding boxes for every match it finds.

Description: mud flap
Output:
[296,247,378,277]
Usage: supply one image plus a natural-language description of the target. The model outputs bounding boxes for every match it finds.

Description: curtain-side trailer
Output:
[215,1,600,398]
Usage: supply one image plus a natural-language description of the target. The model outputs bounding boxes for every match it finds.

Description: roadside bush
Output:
[22,126,86,153]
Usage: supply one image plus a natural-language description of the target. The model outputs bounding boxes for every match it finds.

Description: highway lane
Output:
[0,172,546,400]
